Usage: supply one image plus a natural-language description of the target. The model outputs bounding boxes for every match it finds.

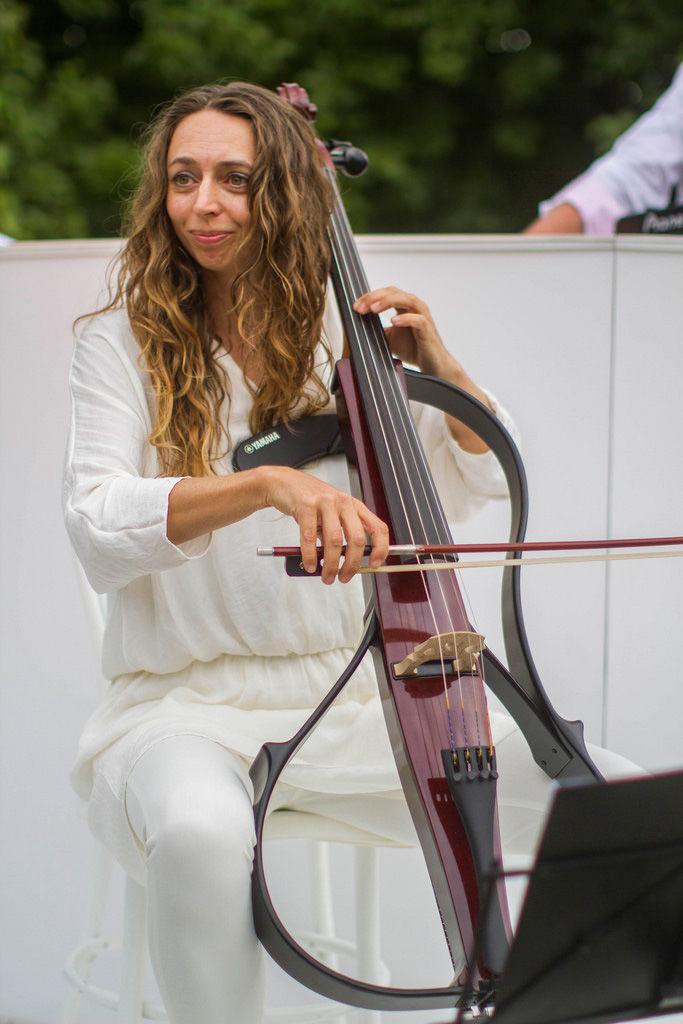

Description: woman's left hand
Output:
[353,286,455,379]
[353,286,493,454]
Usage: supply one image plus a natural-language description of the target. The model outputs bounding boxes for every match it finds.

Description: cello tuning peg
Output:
[325,139,369,177]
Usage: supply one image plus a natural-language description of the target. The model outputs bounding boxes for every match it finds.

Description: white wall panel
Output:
[605,237,683,769]
[360,237,615,740]
[1,236,681,1022]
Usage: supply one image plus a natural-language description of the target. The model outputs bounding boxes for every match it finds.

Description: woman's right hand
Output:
[167,466,389,585]
[261,466,390,584]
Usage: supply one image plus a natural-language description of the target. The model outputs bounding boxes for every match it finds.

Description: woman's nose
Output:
[194,177,221,213]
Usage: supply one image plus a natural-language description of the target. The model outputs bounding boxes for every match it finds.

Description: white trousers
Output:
[124,731,638,1024]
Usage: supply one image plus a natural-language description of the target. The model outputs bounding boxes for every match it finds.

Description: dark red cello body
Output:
[247,83,602,1014]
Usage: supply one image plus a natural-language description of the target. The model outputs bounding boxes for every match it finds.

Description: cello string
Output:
[327,179,485,757]
[327,186,490,758]
[328,195,504,767]
[329,196,451,543]
[327,184,501,767]
[326,189,470,749]
[327,193,464,613]
[328,191,461,568]
[327,195,449,556]
[329,202,490,753]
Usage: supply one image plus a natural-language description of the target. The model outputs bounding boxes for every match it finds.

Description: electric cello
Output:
[244,83,604,1014]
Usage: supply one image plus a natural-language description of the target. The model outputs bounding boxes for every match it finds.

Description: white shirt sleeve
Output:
[63,311,211,594]
[539,63,683,233]
[412,389,518,523]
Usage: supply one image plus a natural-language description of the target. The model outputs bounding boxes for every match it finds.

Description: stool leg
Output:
[61,843,115,1024]
[309,840,341,971]
[118,875,148,1024]
[354,847,383,1024]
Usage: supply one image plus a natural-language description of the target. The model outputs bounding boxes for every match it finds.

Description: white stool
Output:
[61,818,388,1023]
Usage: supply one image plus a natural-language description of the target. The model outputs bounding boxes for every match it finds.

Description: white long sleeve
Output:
[63,308,210,593]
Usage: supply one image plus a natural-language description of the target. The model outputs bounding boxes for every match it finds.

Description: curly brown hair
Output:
[93,82,334,476]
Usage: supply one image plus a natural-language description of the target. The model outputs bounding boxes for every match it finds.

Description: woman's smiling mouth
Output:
[191,230,232,244]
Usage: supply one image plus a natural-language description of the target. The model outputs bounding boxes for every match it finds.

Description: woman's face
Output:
[165,109,255,284]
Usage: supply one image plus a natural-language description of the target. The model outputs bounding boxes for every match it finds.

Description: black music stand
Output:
[470,770,683,1024]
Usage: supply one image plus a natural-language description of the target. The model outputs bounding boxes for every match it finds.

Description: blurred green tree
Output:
[2,0,682,238]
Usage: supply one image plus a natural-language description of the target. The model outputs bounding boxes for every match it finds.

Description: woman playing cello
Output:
[63,81,637,1023]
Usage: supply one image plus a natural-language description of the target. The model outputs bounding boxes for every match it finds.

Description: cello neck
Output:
[325,168,453,546]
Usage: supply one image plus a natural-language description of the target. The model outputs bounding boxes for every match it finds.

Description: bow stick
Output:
[259,535,683,573]
[260,535,683,557]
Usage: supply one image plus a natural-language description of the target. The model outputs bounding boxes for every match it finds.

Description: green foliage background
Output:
[2,0,682,239]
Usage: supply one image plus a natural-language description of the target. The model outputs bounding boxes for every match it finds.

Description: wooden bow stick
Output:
[258,535,683,574]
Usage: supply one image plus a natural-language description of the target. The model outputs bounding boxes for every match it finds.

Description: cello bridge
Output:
[393,631,485,678]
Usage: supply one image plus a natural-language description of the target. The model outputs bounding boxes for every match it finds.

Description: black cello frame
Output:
[243,80,602,1009]
[246,373,603,1013]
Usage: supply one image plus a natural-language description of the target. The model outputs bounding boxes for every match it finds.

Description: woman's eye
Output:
[226,173,249,190]
[171,171,194,186]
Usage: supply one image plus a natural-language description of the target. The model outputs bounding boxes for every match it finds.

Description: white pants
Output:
[124,731,638,1024]
[125,736,422,1024]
